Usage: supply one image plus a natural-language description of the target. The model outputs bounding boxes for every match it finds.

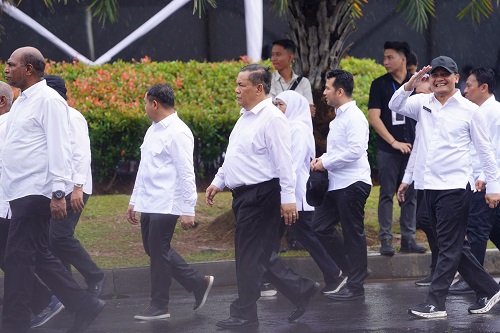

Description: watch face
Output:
[53,190,65,199]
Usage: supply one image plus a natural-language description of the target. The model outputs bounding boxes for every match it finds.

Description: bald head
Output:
[0,81,14,115]
[14,47,46,77]
[5,47,46,91]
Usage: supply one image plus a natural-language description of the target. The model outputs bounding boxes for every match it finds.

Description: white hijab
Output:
[275,90,315,159]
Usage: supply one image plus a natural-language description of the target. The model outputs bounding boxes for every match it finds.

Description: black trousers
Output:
[229,179,316,321]
[466,191,497,265]
[2,195,91,333]
[415,190,438,273]
[289,211,344,284]
[312,181,371,293]
[424,187,499,310]
[0,218,52,316]
[140,213,205,309]
[49,193,104,285]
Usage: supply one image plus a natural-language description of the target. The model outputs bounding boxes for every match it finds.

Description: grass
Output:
[73,186,413,269]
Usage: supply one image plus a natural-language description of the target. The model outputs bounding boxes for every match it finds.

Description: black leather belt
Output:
[230,178,279,197]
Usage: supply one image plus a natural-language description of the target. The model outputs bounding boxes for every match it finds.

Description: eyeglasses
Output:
[430,72,453,78]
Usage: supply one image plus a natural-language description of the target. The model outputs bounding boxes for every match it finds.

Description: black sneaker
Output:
[321,276,347,295]
[415,273,433,286]
[193,275,214,310]
[449,278,474,295]
[260,283,277,297]
[380,238,395,256]
[134,305,170,320]
[468,290,500,314]
[408,303,447,318]
[400,239,427,253]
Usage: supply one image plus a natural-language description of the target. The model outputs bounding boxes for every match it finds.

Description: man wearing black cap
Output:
[389,56,500,319]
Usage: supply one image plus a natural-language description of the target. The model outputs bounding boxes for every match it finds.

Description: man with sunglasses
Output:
[389,56,500,319]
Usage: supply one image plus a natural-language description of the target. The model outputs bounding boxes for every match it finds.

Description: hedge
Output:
[0,57,386,184]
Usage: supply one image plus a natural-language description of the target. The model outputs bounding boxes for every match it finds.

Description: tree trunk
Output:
[287,0,358,156]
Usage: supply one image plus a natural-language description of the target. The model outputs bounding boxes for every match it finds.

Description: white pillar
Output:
[244,0,263,63]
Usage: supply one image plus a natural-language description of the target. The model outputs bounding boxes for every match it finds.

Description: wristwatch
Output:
[74,184,83,188]
[52,190,65,200]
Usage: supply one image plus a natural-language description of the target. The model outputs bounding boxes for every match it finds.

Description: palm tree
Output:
[34,0,496,90]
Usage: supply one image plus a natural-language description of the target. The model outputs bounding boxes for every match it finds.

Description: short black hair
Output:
[272,39,296,55]
[20,52,46,77]
[240,64,272,95]
[146,84,175,108]
[384,41,411,60]
[469,67,496,94]
[325,69,354,97]
[407,51,418,67]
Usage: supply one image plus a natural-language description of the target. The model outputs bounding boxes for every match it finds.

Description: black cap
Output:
[429,56,458,74]
[44,75,67,101]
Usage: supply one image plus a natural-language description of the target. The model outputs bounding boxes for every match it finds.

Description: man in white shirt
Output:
[206,64,318,329]
[389,56,500,319]
[269,39,316,117]
[2,46,104,333]
[126,84,214,321]
[310,69,372,301]
[448,68,500,294]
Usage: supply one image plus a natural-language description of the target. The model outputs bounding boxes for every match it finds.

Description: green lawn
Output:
[74,186,413,268]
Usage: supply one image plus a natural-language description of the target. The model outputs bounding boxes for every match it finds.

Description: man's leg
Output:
[328,182,371,300]
[49,193,104,287]
[377,150,399,255]
[3,196,94,332]
[465,191,495,266]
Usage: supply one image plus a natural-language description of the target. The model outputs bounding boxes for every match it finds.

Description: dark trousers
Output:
[312,181,371,293]
[2,195,91,333]
[140,213,204,309]
[0,217,52,316]
[290,211,344,283]
[424,187,499,310]
[416,190,438,273]
[466,191,496,265]
[229,179,316,321]
[377,150,416,241]
[49,193,104,285]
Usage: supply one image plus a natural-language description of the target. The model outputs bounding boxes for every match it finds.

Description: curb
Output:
[88,249,500,296]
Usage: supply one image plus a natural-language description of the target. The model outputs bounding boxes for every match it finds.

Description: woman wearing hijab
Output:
[275,90,348,295]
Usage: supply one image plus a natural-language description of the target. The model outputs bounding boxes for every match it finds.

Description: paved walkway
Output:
[30,278,500,333]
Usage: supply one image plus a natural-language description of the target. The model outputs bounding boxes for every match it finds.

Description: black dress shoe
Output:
[449,278,474,295]
[327,286,364,301]
[215,316,259,328]
[88,275,106,297]
[288,282,320,322]
[66,298,105,333]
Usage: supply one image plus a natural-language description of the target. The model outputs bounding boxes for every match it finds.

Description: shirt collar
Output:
[20,79,46,99]
[429,89,463,105]
[273,70,298,83]
[335,100,356,115]
[156,111,178,128]
[240,97,273,115]
[481,95,496,108]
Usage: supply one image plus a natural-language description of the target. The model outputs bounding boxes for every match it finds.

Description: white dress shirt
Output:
[270,71,314,104]
[389,87,500,193]
[212,98,296,204]
[478,96,500,183]
[66,107,92,195]
[130,112,197,216]
[320,101,372,190]
[276,91,315,211]
[1,80,72,200]
[0,113,11,218]
[402,123,421,189]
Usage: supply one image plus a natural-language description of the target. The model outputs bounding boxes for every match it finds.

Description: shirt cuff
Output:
[486,181,500,194]
[182,205,195,216]
[402,172,413,185]
[211,178,225,191]
[73,173,87,185]
[52,181,66,193]
[280,192,296,204]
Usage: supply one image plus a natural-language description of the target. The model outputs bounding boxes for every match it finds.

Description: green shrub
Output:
[0,57,385,183]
